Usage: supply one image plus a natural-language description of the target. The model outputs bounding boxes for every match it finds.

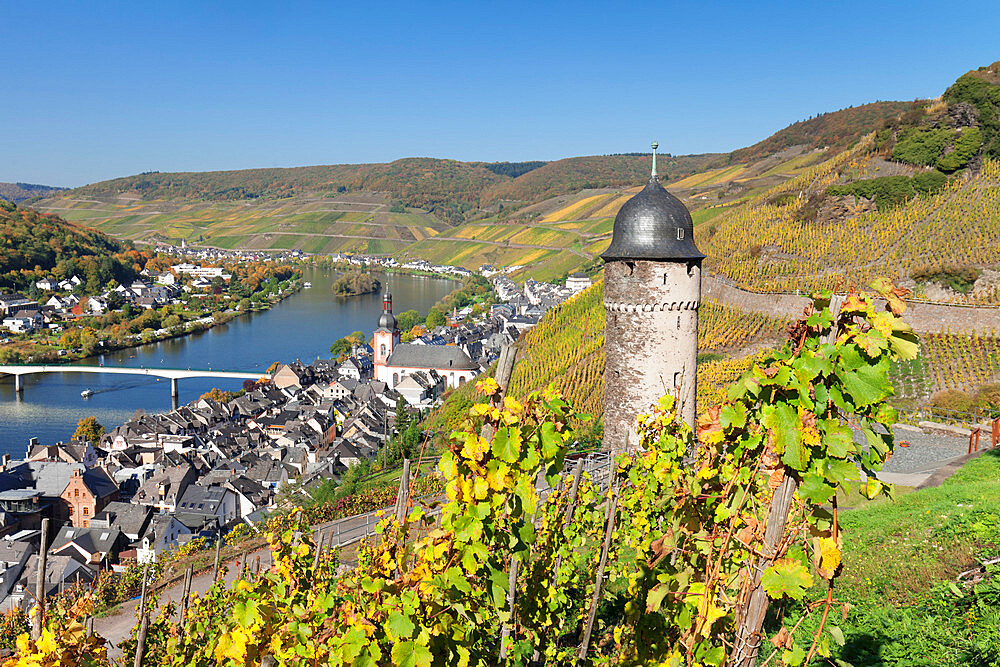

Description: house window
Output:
[83,507,89,515]
[74,489,79,497]
[393,373,398,385]
[677,228,684,240]
[459,376,466,386]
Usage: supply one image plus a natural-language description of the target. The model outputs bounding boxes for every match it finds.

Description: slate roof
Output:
[51,525,124,559]
[385,344,478,371]
[76,467,119,499]
[91,501,152,539]
[176,485,230,516]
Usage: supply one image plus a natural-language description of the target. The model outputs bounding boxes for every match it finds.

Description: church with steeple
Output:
[372,288,480,391]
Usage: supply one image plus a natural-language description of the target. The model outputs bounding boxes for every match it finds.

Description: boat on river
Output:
[80,388,94,398]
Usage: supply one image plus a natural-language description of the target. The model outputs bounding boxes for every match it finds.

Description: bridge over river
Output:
[0,365,270,400]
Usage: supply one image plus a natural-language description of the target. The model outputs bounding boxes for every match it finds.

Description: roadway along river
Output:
[0,269,456,456]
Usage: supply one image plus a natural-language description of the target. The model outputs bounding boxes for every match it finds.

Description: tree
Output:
[73,416,105,442]
[200,387,236,403]
[425,307,446,329]
[396,309,423,332]
[329,331,365,360]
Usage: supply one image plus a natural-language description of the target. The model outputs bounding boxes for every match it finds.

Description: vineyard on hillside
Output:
[699,147,1000,301]
[921,330,1000,392]
[505,281,790,419]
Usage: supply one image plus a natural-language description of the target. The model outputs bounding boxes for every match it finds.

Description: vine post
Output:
[32,517,49,639]
[733,294,843,666]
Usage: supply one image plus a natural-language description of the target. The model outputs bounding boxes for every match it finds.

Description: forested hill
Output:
[0,182,66,203]
[0,202,141,292]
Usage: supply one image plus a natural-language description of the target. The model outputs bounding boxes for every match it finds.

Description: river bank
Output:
[1,278,303,366]
[0,269,456,451]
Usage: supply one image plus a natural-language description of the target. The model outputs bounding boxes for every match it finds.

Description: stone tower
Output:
[602,143,704,452]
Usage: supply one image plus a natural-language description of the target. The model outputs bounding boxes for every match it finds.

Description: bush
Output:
[892,127,955,166]
[937,127,982,172]
[911,263,981,293]
[930,388,974,412]
[976,384,1000,410]
[827,171,947,210]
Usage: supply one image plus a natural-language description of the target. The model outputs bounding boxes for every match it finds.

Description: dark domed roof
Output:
[601,178,705,262]
[377,311,396,331]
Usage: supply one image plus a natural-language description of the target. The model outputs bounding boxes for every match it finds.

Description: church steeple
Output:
[376,286,397,332]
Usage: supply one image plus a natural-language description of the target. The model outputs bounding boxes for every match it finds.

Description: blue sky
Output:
[5,1,999,186]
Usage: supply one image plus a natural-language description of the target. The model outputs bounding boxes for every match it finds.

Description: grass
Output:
[778,449,1000,665]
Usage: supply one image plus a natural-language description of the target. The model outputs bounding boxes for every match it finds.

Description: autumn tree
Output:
[72,416,105,442]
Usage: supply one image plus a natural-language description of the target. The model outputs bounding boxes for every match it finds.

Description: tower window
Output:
[380,344,386,357]
[673,372,681,390]
[676,316,681,329]
[677,228,684,240]
[663,273,668,286]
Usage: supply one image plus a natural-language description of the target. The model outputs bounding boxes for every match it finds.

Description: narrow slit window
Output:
[677,227,684,240]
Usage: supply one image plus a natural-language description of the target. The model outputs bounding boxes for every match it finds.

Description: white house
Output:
[3,315,40,333]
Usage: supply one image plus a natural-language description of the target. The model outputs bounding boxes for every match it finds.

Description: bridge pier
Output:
[14,374,22,394]
[170,378,179,400]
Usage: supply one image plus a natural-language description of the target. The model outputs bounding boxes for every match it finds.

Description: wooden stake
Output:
[578,481,619,662]
[394,459,412,528]
[732,294,843,667]
[133,568,150,667]
[498,556,520,659]
[312,533,326,572]
[179,566,193,624]
[533,459,586,662]
[481,344,517,442]
[32,517,49,639]
[212,536,222,581]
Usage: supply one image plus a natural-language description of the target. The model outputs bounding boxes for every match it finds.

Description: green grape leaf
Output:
[646,582,671,613]
[540,422,562,458]
[798,472,836,504]
[761,558,813,600]
[823,457,860,484]
[491,427,519,463]
[783,644,806,666]
[386,611,415,641]
[829,625,845,646]
[721,403,747,429]
[391,640,432,667]
[837,360,891,408]
[820,420,854,458]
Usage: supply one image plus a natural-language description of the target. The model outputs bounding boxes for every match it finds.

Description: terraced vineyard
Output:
[921,330,1000,392]
[506,281,791,419]
[37,192,448,255]
[699,147,1000,301]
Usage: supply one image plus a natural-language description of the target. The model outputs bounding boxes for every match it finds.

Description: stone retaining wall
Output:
[703,276,1000,334]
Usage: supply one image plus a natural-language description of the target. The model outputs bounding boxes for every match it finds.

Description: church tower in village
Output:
[373,288,399,371]
[602,142,704,452]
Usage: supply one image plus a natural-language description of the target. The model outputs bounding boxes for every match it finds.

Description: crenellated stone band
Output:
[603,301,701,313]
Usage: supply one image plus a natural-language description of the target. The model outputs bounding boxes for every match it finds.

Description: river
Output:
[0,269,455,456]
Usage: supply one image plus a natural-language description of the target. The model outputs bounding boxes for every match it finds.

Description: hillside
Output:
[0,182,65,203]
[730,101,920,164]
[0,202,141,291]
[27,98,910,278]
